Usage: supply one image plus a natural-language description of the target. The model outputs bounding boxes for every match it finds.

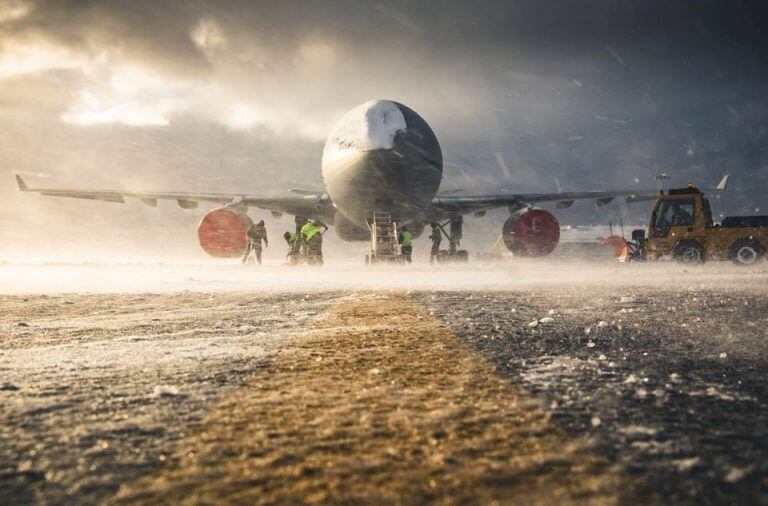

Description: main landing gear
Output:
[435,216,469,263]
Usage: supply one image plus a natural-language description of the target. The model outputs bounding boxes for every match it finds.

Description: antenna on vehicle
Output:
[619,216,625,239]
[655,172,670,194]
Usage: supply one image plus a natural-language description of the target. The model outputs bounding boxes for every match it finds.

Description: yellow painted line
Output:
[111,293,621,504]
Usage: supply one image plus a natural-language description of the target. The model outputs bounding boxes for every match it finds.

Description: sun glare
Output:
[61,90,182,126]
[0,0,32,23]
[0,40,87,78]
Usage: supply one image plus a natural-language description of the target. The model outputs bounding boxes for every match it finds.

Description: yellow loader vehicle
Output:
[629,181,768,265]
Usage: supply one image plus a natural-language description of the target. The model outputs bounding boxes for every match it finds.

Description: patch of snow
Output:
[152,385,179,397]
[520,355,586,389]
[672,457,700,472]
[686,385,754,402]
[619,425,658,436]
[338,293,391,302]
[631,440,674,454]
[724,466,752,483]
[624,374,638,384]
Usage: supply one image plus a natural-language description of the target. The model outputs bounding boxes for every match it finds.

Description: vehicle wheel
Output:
[674,242,705,264]
[730,240,764,266]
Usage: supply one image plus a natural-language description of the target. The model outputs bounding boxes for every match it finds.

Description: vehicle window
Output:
[652,201,673,237]
[702,198,714,227]
[652,198,695,237]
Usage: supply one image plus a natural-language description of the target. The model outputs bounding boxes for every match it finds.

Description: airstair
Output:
[366,212,402,264]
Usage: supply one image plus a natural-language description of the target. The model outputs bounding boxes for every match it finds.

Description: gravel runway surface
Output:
[418,285,768,504]
[0,293,334,504]
[112,293,620,504]
[1,265,767,504]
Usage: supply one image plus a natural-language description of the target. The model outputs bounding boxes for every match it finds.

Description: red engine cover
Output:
[197,207,253,258]
[502,208,560,256]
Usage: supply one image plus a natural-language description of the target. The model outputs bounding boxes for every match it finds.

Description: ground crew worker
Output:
[429,222,442,264]
[301,220,327,265]
[242,220,268,265]
[399,226,413,263]
[283,231,301,264]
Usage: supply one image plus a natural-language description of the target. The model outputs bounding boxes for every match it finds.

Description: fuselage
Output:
[321,100,443,229]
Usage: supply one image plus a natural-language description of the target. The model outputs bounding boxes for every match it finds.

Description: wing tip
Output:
[14,174,28,191]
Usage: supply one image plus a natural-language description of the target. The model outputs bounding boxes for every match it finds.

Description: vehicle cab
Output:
[645,185,713,262]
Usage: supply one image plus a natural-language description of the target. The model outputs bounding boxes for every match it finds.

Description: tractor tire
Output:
[674,241,705,264]
[729,239,764,266]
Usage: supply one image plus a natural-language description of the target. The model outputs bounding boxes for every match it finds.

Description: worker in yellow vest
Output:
[301,220,327,265]
[283,231,301,264]
[399,226,413,263]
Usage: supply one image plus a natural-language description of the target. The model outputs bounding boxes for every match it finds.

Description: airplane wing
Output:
[14,174,329,219]
[428,175,730,218]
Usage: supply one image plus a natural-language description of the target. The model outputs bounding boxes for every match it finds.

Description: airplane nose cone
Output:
[322,100,442,226]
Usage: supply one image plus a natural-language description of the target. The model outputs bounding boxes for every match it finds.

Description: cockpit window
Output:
[652,198,695,237]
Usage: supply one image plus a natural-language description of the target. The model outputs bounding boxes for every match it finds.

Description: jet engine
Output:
[502,208,560,257]
[197,207,253,257]
[334,213,370,241]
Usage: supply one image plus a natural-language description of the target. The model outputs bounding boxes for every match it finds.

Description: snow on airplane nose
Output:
[321,100,443,227]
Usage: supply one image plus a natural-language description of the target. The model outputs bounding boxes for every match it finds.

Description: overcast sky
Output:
[1,0,767,260]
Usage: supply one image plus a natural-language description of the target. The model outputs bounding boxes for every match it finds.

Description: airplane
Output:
[13,99,730,261]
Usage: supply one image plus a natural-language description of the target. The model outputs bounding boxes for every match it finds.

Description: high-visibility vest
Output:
[287,232,299,244]
[401,230,413,247]
[301,222,319,241]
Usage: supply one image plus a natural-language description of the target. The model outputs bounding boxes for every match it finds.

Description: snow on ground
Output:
[1,259,767,294]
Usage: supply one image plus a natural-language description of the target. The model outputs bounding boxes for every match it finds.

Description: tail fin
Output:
[716,174,729,190]
[15,174,28,191]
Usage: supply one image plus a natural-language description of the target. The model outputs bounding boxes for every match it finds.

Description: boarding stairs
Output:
[366,212,401,264]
